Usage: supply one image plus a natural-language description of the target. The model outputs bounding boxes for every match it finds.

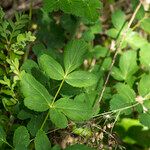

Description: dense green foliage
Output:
[0,0,150,149]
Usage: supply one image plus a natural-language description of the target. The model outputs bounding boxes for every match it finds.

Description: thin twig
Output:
[98,1,142,103]
[93,102,140,118]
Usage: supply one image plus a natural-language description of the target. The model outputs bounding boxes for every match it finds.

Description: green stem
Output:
[40,77,66,130]
[3,140,14,149]
[29,0,33,21]
[40,110,50,130]
[93,102,140,118]
[51,78,65,106]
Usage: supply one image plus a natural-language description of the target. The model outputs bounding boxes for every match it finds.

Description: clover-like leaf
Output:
[65,71,97,87]
[38,54,65,80]
[139,111,150,128]
[49,109,68,128]
[112,9,126,30]
[64,39,87,74]
[20,73,52,112]
[54,98,93,121]
[138,74,150,99]
[34,130,51,150]
[140,44,150,71]
[13,126,30,148]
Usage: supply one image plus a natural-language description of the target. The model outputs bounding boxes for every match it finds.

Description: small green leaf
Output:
[107,28,118,38]
[101,57,112,71]
[125,31,148,49]
[93,45,108,59]
[140,44,150,71]
[141,18,150,34]
[111,67,124,81]
[64,39,87,74]
[110,94,133,115]
[112,51,138,81]
[65,71,97,87]
[0,126,6,147]
[139,112,150,128]
[13,126,30,148]
[119,51,138,79]
[138,74,150,99]
[54,98,92,121]
[38,54,64,80]
[34,130,51,150]
[49,109,68,128]
[112,10,126,30]
[110,83,136,114]
[115,83,136,101]
[20,73,52,112]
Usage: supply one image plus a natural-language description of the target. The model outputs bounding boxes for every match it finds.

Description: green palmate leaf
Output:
[54,98,92,121]
[107,28,118,38]
[64,39,87,74]
[74,92,99,115]
[111,51,138,81]
[20,73,52,112]
[119,51,138,79]
[83,30,95,42]
[65,71,97,87]
[13,126,30,148]
[110,83,136,114]
[43,0,60,12]
[140,44,150,71]
[22,59,50,88]
[111,67,124,81]
[112,9,126,30]
[92,45,108,59]
[140,18,150,34]
[38,54,64,80]
[138,74,150,99]
[110,94,133,115]
[101,57,112,71]
[79,0,101,22]
[0,126,6,147]
[115,83,136,101]
[139,111,150,128]
[125,31,148,49]
[34,130,51,150]
[49,109,68,128]
[43,0,101,22]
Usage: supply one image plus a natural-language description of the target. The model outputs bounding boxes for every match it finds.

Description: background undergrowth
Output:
[0,0,150,150]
